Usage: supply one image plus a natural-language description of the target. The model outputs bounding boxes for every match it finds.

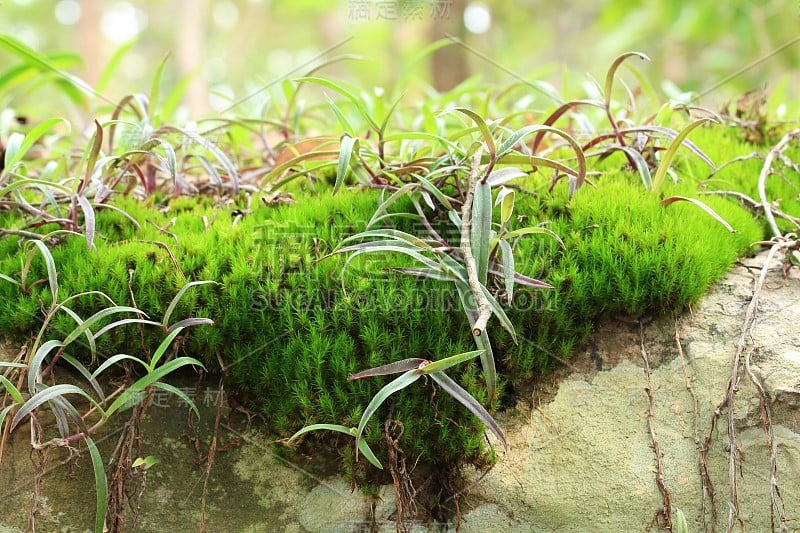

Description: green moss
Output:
[0,127,780,481]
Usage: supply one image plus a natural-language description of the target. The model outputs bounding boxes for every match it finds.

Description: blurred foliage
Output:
[1,0,798,118]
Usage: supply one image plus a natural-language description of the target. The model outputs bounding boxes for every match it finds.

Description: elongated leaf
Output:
[457,283,496,401]
[651,118,714,192]
[59,353,105,400]
[419,350,484,375]
[604,52,650,110]
[295,77,379,131]
[0,273,21,286]
[152,381,201,419]
[335,134,358,195]
[491,226,564,249]
[62,306,143,347]
[486,167,527,187]
[325,95,355,135]
[530,100,604,154]
[162,280,217,330]
[93,318,162,339]
[446,107,496,157]
[148,327,184,371]
[76,196,96,250]
[288,424,384,471]
[0,375,25,404]
[471,180,492,285]
[84,436,108,533]
[603,145,652,189]
[0,404,17,433]
[11,384,103,430]
[28,340,63,393]
[55,296,117,353]
[481,285,517,343]
[105,356,204,417]
[26,239,58,305]
[355,370,421,455]
[428,371,507,450]
[660,196,735,232]
[496,187,515,227]
[168,317,214,331]
[3,117,70,171]
[498,239,515,303]
[96,40,135,94]
[289,423,355,441]
[92,353,148,379]
[79,120,103,195]
[348,358,427,380]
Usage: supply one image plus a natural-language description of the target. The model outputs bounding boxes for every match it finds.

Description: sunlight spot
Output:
[464,3,491,35]
[209,85,235,111]
[54,0,81,26]
[213,2,240,30]
[101,3,147,43]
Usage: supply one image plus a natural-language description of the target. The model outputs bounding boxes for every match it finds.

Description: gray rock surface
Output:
[1,251,798,531]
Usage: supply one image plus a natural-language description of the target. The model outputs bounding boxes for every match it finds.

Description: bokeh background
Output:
[1,0,799,116]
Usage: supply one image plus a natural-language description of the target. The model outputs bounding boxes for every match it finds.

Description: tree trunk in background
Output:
[77,1,103,87]
[178,0,209,116]
[429,0,468,92]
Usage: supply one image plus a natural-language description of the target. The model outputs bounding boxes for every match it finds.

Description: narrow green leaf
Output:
[92,353,148,379]
[355,370,421,454]
[148,327,184,371]
[25,239,58,305]
[660,196,735,232]
[471,180,492,285]
[604,52,650,110]
[325,95,355,135]
[0,375,25,404]
[496,187,515,226]
[651,118,715,192]
[152,381,201,419]
[446,107,496,157]
[498,239,515,303]
[84,436,108,533]
[96,40,135,94]
[105,356,204,418]
[335,134,359,195]
[420,350,484,375]
[295,77,379,131]
[27,340,63,393]
[62,306,143,348]
[76,196,95,250]
[491,226,564,250]
[162,280,217,330]
[3,118,70,171]
[11,384,103,430]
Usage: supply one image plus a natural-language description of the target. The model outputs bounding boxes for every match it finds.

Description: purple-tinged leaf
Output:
[349,358,427,380]
[428,371,507,450]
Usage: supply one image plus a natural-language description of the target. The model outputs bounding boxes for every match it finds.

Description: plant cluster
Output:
[1,36,796,528]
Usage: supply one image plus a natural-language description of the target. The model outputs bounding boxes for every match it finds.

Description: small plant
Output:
[0,240,212,532]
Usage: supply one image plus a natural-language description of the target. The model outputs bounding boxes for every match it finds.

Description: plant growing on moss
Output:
[0,240,212,532]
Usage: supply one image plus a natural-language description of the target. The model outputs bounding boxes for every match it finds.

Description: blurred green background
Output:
[1,0,798,117]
